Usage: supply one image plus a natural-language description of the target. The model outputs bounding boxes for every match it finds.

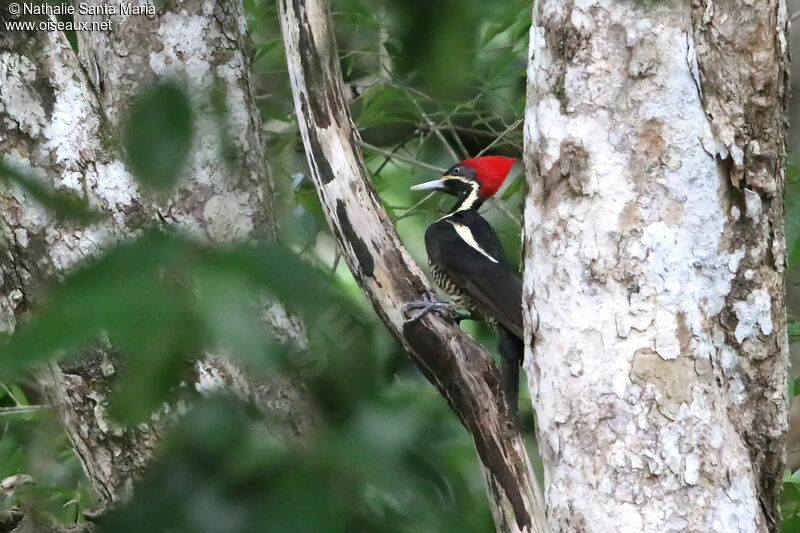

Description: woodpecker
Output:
[404,156,523,418]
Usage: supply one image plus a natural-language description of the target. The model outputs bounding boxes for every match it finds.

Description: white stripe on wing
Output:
[449,221,499,263]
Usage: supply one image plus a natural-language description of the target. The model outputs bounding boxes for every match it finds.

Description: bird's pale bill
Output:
[410,179,448,191]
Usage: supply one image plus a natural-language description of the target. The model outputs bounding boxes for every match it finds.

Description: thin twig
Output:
[393,191,438,222]
[426,124,499,136]
[477,118,523,156]
[486,198,521,225]
[0,405,46,416]
[377,7,393,77]
[409,97,460,161]
[374,132,417,175]
[360,142,446,172]
[446,117,470,159]
[0,383,20,406]
[409,96,479,163]
[298,228,321,257]
[330,248,342,279]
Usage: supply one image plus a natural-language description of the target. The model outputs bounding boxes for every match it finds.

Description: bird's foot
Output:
[402,296,468,324]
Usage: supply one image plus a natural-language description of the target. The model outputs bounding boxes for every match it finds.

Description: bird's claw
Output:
[402,295,460,324]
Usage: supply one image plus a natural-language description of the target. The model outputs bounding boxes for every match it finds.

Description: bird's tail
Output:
[498,325,523,422]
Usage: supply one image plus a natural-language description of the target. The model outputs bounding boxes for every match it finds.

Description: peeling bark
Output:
[523,1,788,531]
[278,1,548,532]
[0,1,311,508]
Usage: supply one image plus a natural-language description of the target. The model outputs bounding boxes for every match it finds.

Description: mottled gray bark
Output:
[523,0,788,531]
[278,1,548,532]
[75,0,279,240]
[0,0,310,508]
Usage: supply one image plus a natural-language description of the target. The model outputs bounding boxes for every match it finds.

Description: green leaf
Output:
[123,82,194,193]
[485,49,517,81]
[480,22,506,47]
[787,469,800,485]
[192,262,275,368]
[254,38,282,61]
[781,513,800,533]
[0,229,374,422]
[0,162,100,224]
[786,164,800,268]
[383,39,401,60]
[8,383,29,406]
[356,85,415,127]
[0,231,192,381]
[499,172,524,200]
[790,317,800,344]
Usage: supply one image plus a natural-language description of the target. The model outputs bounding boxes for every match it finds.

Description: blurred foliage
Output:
[98,386,491,533]
[0,382,93,524]
[786,386,800,533]
[123,81,195,193]
[0,162,100,224]
[2,231,384,423]
[786,164,800,271]
[782,162,800,532]
[1,225,492,531]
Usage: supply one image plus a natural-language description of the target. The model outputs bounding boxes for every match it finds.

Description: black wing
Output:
[425,210,523,339]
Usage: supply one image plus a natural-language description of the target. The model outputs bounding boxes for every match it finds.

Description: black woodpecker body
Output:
[407,156,524,417]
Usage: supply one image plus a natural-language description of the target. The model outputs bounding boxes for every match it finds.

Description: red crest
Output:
[460,156,516,197]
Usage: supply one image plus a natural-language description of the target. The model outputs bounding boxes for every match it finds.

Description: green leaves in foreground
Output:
[97,387,492,533]
[785,164,800,269]
[0,228,494,531]
[123,81,194,192]
[0,162,100,224]
[783,470,800,533]
[0,230,355,423]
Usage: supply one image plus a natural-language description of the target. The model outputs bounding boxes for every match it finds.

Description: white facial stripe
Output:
[450,221,499,263]
[442,175,472,185]
[442,176,481,212]
[457,186,480,212]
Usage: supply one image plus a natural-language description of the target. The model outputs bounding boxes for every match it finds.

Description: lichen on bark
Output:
[523,0,788,531]
[0,0,311,508]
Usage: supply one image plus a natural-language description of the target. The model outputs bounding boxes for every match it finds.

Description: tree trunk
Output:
[278,1,548,531]
[0,0,310,509]
[523,1,788,531]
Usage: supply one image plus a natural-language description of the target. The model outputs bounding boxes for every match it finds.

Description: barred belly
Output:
[429,263,498,329]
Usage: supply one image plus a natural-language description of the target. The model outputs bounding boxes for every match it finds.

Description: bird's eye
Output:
[453,167,460,175]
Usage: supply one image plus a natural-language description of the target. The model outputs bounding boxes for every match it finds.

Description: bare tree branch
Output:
[277,1,548,531]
